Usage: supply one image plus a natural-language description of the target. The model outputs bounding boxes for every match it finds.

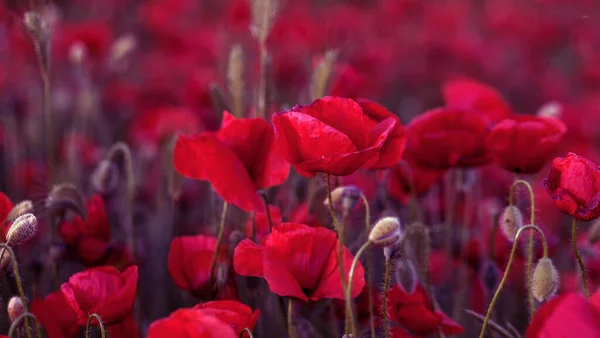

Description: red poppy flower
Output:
[31,291,79,338]
[61,265,138,325]
[58,133,102,169]
[106,315,140,338]
[487,114,567,173]
[387,284,464,336]
[174,112,290,212]
[59,194,111,264]
[168,235,230,297]
[193,300,260,337]
[442,78,512,124]
[147,308,237,338]
[272,96,396,177]
[0,192,13,241]
[356,99,407,169]
[244,206,282,242]
[233,223,365,301]
[543,153,600,221]
[406,107,491,170]
[526,293,600,337]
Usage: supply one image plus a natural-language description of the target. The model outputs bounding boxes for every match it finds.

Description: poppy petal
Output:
[233,239,265,277]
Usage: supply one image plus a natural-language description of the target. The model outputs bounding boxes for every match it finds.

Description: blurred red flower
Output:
[31,291,79,338]
[487,115,566,173]
[543,153,600,221]
[442,78,512,124]
[272,96,396,177]
[406,107,491,170]
[61,265,138,325]
[387,157,444,204]
[0,192,13,241]
[147,308,237,338]
[387,284,464,336]
[193,300,260,337]
[244,206,282,242]
[233,223,364,301]
[174,112,290,212]
[526,293,600,337]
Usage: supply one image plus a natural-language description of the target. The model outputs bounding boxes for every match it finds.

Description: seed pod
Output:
[6,213,37,246]
[369,217,402,248]
[499,205,523,241]
[395,259,417,294]
[531,257,559,302]
[91,160,119,195]
[7,296,24,322]
[45,183,87,219]
[323,185,362,213]
[5,200,33,223]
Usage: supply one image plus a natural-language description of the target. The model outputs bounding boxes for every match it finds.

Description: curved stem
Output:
[287,298,296,338]
[240,328,254,338]
[360,193,375,338]
[382,257,391,338]
[345,241,372,337]
[572,218,589,297]
[261,193,273,232]
[86,313,106,338]
[8,312,41,338]
[108,142,136,258]
[479,224,548,338]
[1,244,32,338]
[209,202,229,286]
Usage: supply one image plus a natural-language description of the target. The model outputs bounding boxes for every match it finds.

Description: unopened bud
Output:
[323,185,362,213]
[369,217,402,247]
[499,205,523,241]
[588,219,600,245]
[91,160,119,195]
[69,41,87,64]
[6,214,37,246]
[395,259,417,294]
[536,101,563,119]
[5,200,33,223]
[481,260,501,291]
[531,257,559,302]
[7,296,24,322]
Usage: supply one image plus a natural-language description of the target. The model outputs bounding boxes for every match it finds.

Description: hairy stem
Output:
[287,298,296,338]
[572,218,589,297]
[210,202,229,286]
[326,175,346,292]
[345,241,372,337]
[1,244,33,338]
[8,312,41,338]
[86,313,106,338]
[382,257,391,338]
[240,328,254,338]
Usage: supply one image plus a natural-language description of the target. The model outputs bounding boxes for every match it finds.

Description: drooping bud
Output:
[588,219,600,245]
[45,183,87,219]
[480,260,501,291]
[499,205,523,241]
[6,213,37,246]
[531,257,559,302]
[91,160,119,195]
[5,200,34,223]
[323,185,362,213]
[7,296,24,322]
[395,259,417,294]
[369,217,402,248]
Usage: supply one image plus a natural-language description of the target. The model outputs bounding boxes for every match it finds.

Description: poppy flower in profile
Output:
[194,300,260,337]
[442,78,512,124]
[543,153,600,221]
[244,206,282,242]
[526,293,600,337]
[233,222,365,301]
[272,96,396,177]
[174,112,290,212]
[405,107,491,170]
[487,114,567,173]
[147,308,237,338]
[60,265,138,325]
[168,235,234,298]
[356,99,407,169]
[387,284,464,336]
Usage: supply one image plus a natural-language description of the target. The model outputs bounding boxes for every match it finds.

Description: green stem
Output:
[1,244,32,338]
[209,202,229,286]
[240,328,254,338]
[287,298,296,338]
[360,193,375,338]
[86,313,106,338]
[345,240,372,337]
[382,257,391,338]
[572,218,589,298]
[326,174,346,291]
[8,312,41,338]
[479,224,548,338]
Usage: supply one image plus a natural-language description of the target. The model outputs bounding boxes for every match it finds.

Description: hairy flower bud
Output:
[323,185,362,213]
[531,257,559,302]
[369,217,402,248]
[499,205,523,241]
[395,259,417,294]
[5,200,33,223]
[91,160,119,195]
[7,296,24,322]
[6,213,37,246]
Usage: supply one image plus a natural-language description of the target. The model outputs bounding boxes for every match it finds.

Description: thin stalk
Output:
[572,218,589,297]
[209,202,229,286]
[345,241,372,337]
[287,298,296,338]
[86,313,106,338]
[240,328,254,338]
[8,312,41,338]
[261,193,273,231]
[1,244,33,338]
[360,193,375,338]
[479,225,548,338]
[326,174,346,291]
[257,41,267,119]
[382,257,391,338]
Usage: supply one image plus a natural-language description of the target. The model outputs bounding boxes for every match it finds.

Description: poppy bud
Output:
[323,185,362,213]
[69,41,86,64]
[7,296,24,322]
[369,217,402,248]
[499,205,523,241]
[395,259,417,294]
[5,200,33,223]
[588,219,600,245]
[6,213,37,246]
[91,160,119,195]
[531,257,559,302]
[46,183,87,219]
[536,101,562,119]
